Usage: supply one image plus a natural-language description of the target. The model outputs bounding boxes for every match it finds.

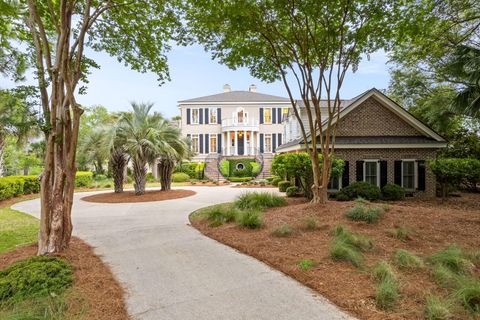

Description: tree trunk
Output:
[0,137,4,177]
[110,148,127,193]
[159,158,175,191]
[132,159,146,195]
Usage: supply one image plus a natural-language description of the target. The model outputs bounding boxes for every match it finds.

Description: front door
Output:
[238,132,244,155]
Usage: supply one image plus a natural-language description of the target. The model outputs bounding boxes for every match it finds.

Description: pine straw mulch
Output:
[0,237,130,320]
[81,189,195,203]
[190,193,480,320]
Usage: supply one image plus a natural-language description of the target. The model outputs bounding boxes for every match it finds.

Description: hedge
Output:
[250,162,262,177]
[229,159,254,177]
[336,181,381,201]
[228,176,253,182]
[286,186,299,197]
[0,176,40,201]
[278,181,291,192]
[219,160,230,177]
[75,171,94,188]
[172,172,190,182]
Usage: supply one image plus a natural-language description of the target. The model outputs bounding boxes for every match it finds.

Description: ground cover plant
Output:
[190,192,480,319]
[394,249,424,270]
[345,203,384,223]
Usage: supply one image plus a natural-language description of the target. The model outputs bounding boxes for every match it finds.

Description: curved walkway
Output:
[13,187,354,320]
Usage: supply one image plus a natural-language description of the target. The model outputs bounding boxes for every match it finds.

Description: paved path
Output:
[13,186,353,320]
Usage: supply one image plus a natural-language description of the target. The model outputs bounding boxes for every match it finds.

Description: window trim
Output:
[401,159,417,191]
[209,108,217,124]
[191,108,200,124]
[209,134,217,153]
[191,134,199,153]
[363,159,380,187]
[263,107,272,124]
[264,133,272,153]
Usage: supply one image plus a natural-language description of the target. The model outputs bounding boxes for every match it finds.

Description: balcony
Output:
[221,117,259,132]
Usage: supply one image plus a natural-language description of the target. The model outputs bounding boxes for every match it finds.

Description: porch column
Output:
[226,131,230,156]
[243,131,246,155]
[251,130,255,155]
[234,130,238,155]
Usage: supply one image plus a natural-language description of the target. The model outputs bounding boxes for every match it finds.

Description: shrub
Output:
[375,277,399,310]
[174,162,197,178]
[219,160,230,177]
[278,181,291,192]
[336,181,381,201]
[453,278,480,314]
[429,245,475,274]
[228,176,253,182]
[234,192,286,210]
[251,162,261,176]
[394,249,424,270]
[235,210,263,229]
[195,162,205,179]
[266,176,278,182]
[297,259,315,271]
[330,240,364,267]
[333,225,373,251]
[429,158,480,198]
[425,295,452,320]
[172,172,190,182]
[146,172,155,182]
[286,186,299,197]
[346,205,384,223]
[95,174,107,181]
[388,226,414,241]
[382,183,406,200]
[372,261,397,282]
[271,177,282,186]
[271,224,293,237]
[75,171,93,187]
[0,256,73,302]
[303,216,317,230]
[432,264,460,289]
[204,206,238,227]
[18,176,40,194]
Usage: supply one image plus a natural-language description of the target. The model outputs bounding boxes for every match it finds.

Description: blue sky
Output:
[0,45,392,119]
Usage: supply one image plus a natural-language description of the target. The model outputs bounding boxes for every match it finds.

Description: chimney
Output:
[249,84,257,92]
[223,84,231,92]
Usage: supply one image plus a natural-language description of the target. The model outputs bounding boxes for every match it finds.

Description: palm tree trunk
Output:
[159,158,175,190]
[110,148,127,193]
[0,136,4,177]
[133,159,147,195]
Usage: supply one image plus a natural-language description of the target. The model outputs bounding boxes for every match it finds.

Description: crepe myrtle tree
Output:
[5,0,183,254]
[186,0,398,203]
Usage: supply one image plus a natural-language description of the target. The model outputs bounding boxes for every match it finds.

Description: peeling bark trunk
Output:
[159,158,175,191]
[132,159,146,195]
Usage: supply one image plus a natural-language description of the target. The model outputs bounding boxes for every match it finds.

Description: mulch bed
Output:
[81,189,195,203]
[232,184,275,188]
[190,193,480,320]
[0,237,129,320]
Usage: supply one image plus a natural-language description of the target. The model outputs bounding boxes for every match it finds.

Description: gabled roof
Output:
[276,88,447,152]
[178,90,291,104]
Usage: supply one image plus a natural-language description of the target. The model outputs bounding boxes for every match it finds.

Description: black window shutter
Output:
[217,108,221,124]
[417,160,426,191]
[356,160,364,181]
[199,134,204,153]
[394,160,402,185]
[217,133,222,153]
[272,134,277,152]
[342,161,349,188]
[272,108,277,124]
[205,134,209,153]
[204,109,209,124]
[259,108,264,124]
[277,133,282,146]
[380,160,388,188]
[260,133,264,153]
[186,109,191,125]
[277,108,282,123]
[199,109,203,124]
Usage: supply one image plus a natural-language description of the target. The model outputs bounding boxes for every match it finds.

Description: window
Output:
[191,108,199,124]
[210,135,217,153]
[402,160,416,190]
[264,134,272,153]
[191,134,199,153]
[328,176,341,191]
[209,108,217,124]
[264,108,272,124]
[364,160,379,187]
[282,108,289,121]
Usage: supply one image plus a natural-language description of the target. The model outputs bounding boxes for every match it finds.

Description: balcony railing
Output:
[221,117,259,129]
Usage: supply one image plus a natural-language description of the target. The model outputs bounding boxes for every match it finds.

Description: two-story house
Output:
[178,84,291,165]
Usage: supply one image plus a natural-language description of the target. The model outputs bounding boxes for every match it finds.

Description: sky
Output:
[0,45,392,119]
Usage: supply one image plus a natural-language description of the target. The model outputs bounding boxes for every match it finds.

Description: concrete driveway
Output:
[13,186,353,320]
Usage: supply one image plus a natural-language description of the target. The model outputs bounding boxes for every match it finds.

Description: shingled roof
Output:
[178,90,291,103]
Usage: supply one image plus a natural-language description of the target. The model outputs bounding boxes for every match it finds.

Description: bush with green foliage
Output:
[271,224,293,237]
[0,256,73,302]
[250,162,261,176]
[75,171,94,187]
[195,162,205,179]
[297,259,315,271]
[394,249,424,270]
[172,172,190,182]
[381,183,406,200]
[235,210,263,229]
[228,176,253,182]
[94,174,107,181]
[229,159,254,177]
[174,162,197,178]
[336,181,381,201]
[219,160,230,177]
[146,172,155,182]
[0,176,41,201]
[266,176,278,182]
[429,158,480,197]
[271,177,282,186]
[278,181,291,192]
[18,176,40,194]
[234,192,286,210]
[286,186,299,197]
[346,204,384,223]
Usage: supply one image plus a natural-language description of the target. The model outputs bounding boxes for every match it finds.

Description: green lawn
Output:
[0,207,38,254]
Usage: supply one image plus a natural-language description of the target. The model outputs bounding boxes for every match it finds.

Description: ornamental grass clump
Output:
[330,225,373,268]
[372,261,397,282]
[393,249,424,270]
[375,276,399,310]
[271,224,293,237]
[204,205,238,227]
[429,245,475,275]
[346,204,384,223]
[453,278,480,314]
[234,192,286,210]
[425,295,452,320]
[235,209,263,229]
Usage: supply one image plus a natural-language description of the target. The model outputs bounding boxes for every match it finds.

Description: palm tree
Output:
[78,128,111,174]
[116,102,188,195]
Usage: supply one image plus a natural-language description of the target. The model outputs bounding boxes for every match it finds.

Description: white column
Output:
[242,131,246,155]
[234,130,238,155]
[226,131,230,156]
[251,130,255,155]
